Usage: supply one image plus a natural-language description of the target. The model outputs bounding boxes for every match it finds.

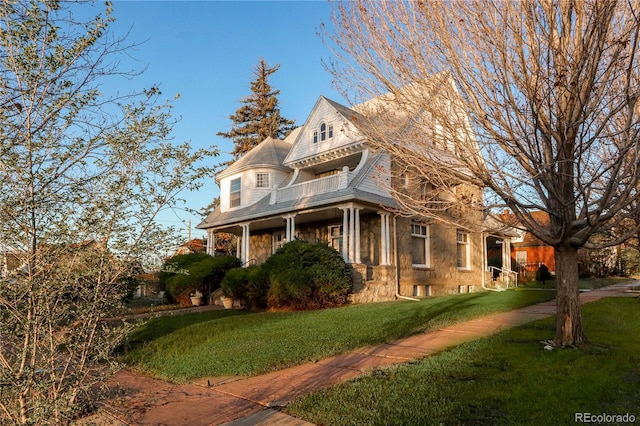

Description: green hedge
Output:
[161,254,240,305]
[221,265,270,310]
[262,240,352,310]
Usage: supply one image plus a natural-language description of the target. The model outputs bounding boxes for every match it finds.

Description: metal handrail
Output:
[242,258,257,267]
[488,266,519,288]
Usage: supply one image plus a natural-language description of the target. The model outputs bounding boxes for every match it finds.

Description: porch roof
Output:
[197,187,397,232]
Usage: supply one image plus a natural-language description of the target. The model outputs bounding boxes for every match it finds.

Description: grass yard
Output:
[286,297,640,426]
[124,289,556,382]
[518,275,630,290]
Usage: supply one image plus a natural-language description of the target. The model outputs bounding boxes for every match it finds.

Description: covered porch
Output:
[205,202,397,302]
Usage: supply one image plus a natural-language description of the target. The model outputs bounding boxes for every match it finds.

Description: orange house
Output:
[502,211,556,273]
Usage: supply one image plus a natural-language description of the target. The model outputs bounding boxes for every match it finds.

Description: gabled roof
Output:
[216,130,299,182]
[283,96,372,168]
[322,96,368,130]
[499,210,551,246]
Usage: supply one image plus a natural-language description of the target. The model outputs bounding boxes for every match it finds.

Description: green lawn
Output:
[518,275,630,290]
[124,289,555,382]
[286,297,640,426]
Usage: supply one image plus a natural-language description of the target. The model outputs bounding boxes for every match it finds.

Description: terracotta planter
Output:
[221,296,234,309]
[190,296,202,306]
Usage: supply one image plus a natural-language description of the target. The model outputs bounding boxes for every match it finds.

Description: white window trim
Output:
[411,222,431,268]
[457,230,471,270]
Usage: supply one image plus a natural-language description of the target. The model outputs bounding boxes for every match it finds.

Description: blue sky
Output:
[104,1,346,242]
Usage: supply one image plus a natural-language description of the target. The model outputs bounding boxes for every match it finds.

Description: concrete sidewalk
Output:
[81,282,638,426]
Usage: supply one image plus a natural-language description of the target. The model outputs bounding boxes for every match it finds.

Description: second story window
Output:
[230,177,241,208]
[256,173,270,188]
[320,123,327,141]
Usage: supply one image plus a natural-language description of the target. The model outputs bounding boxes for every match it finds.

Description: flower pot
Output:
[221,296,234,309]
[190,296,202,306]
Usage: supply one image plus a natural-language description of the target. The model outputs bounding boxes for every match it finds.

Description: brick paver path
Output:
[76,282,637,426]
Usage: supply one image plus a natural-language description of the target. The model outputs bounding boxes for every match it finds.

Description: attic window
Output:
[320,123,327,141]
[328,124,333,138]
[313,130,318,143]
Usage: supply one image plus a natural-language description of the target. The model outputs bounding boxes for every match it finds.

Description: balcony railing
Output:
[270,168,355,204]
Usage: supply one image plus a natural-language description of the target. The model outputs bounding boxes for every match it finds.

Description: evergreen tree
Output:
[218,59,296,159]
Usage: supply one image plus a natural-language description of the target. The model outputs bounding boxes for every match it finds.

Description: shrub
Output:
[161,254,240,305]
[535,264,552,284]
[221,266,271,310]
[221,267,250,300]
[621,247,640,276]
[245,266,270,310]
[263,240,352,310]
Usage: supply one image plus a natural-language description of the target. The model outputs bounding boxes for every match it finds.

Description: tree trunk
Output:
[554,244,584,346]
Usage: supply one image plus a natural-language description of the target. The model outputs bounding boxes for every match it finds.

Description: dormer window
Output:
[230,178,241,208]
[320,123,327,141]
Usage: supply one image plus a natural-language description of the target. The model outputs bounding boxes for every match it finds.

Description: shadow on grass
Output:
[379,293,489,340]
[126,309,250,344]
[287,298,640,426]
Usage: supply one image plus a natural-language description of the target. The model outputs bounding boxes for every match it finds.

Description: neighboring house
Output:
[198,95,486,302]
[499,210,556,273]
[173,238,207,256]
[482,213,522,287]
[1,243,25,279]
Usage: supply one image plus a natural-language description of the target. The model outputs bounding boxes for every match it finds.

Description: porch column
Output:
[385,214,391,265]
[502,238,512,271]
[380,212,391,265]
[341,207,349,262]
[241,223,251,266]
[354,208,362,263]
[207,230,216,256]
[348,207,356,263]
[284,214,297,242]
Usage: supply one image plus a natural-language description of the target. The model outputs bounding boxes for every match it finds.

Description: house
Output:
[173,238,207,256]
[499,210,556,274]
[197,95,487,302]
[1,243,25,278]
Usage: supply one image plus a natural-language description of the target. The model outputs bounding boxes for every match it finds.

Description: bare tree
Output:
[0,1,217,423]
[326,0,640,346]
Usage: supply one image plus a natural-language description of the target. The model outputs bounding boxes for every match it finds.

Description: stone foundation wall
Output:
[245,213,485,302]
[348,264,396,303]
[396,217,484,296]
[248,233,273,265]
